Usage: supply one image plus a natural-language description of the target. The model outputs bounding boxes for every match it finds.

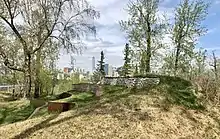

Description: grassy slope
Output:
[0,76,219,138]
[155,75,203,109]
[0,99,35,125]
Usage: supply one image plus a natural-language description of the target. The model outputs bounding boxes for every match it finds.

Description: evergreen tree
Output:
[122,43,131,77]
[116,66,123,77]
[91,51,105,83]
[98,51,105,76]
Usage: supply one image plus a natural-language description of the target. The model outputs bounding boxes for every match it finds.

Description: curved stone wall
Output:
[72,77,160,93]
[101,77,160,89]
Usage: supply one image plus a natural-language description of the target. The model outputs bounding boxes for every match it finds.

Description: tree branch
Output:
[0,1,28,51]
[0,45,24,72]
[31,0,64,54]
[31,6,97,54]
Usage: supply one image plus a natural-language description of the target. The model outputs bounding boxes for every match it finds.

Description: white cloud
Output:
[57,0,180,72]
[58,0,128,71]
[88,0,129,25]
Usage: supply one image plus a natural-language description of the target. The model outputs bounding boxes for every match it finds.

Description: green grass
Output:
[131,74,204,109]
[52,75,203,110]
[0,102,35,125]
[57,92,94,102]
[30,107,48,118]
[50,92,97,108]
[155,75,204,109]
[0,75,204,126]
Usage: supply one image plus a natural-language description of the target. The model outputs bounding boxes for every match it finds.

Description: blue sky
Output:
[58,0,220,72]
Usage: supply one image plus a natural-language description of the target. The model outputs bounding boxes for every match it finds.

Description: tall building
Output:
[70,56,75,69]
[104,64,114,77]
[92,56,95,71]
[104,64,109,75]
[108,65,113,77]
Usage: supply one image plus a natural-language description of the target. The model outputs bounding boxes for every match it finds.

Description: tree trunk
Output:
[146,44,151,73]
[145,17,151,73]
[34,30,43,98]
[23,53,32,98]
[51,87,54,95]
[212,51,218,95]
[140,51,146,75]
[174,45,181,76]
[34,49,41,98]
[12,71,16,98]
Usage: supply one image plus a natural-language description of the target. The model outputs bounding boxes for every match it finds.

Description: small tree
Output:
[120,0,168,74]
[122,43,131,77]
[92,70,102,83]
[92,51,105,83]
[172,0,209,75]
[194,48,207,77]
[71,72,80,84]
[0,0,99,97]
[116,66,123,77]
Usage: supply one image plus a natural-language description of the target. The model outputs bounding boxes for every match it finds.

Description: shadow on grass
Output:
[10,95,130,139]
[9,86,133,138]
[155,76,204,109]
[9,76,205,138]
[0,104,35,125]
[11,114,59,139]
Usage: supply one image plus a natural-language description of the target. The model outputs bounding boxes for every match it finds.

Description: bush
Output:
[194,75,220,106]
[39,69,53,96]
[53,79,73,94]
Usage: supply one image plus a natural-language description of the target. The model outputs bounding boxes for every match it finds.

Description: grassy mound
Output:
[1,75,215,139]
[0,84,219,139]
[0,75,203,126]
[135,74,203,109]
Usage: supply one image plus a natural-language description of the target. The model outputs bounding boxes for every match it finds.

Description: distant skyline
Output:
[92,56,96,71]
[58,0,220,72]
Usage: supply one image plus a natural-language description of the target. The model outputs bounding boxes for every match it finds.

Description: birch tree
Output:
[172,0,209,75]
[0,0,99,97]
[120,0,168,74]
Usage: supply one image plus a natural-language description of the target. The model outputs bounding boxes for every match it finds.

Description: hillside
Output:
[0,76,220,139]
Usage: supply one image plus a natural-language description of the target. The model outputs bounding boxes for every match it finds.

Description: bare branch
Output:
[31,0,64,54]
[0,1,28,51]
[0,45,24,72]
[31,5,98,54]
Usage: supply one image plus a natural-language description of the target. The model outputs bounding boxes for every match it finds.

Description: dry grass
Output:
[0,92,219,139]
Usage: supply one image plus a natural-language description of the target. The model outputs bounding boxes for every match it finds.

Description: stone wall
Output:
[72,77,160,92]
[101,77,160,89]
[72,83,97,92]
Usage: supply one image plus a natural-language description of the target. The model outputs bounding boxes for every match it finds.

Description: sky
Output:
[58,0,220,72]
